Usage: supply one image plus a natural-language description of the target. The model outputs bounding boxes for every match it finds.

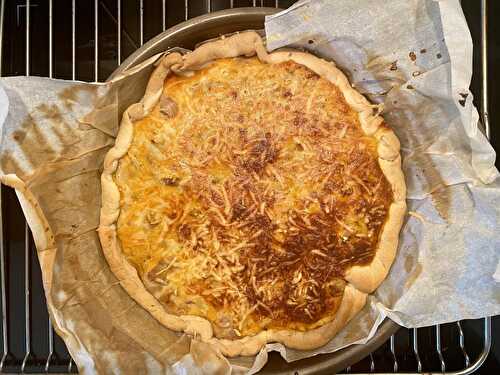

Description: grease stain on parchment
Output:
[58,84,98,110]
[36,103,79,146]
[1,113,56,175]
[415,154,451,221]
[409,148,451,222]
[429,185,451,221]
[404,254,415,273]
[1,87,96,177]
[0,151,23,176]
[405,264,423,290]
[404,254,423,290]
[37,103,64,122]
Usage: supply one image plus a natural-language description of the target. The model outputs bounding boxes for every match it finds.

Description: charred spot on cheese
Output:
[161,175,180,186]
[115,57,393,337]
[178,224,191,239]
[239,134,279,173]
[232,202,248,221]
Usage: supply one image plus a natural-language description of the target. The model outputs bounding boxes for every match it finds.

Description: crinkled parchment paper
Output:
[0,0,499,374]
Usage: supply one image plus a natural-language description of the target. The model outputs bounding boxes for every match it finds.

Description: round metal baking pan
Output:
[109,7,400,374]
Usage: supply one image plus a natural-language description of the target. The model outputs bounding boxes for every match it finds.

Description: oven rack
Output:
[0,0,493,374]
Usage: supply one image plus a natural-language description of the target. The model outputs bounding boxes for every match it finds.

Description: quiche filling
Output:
[114,57,393,338]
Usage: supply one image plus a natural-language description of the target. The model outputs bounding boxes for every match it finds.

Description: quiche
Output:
[98,31,406,356]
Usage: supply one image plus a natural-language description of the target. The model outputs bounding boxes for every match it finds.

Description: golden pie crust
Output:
[98,31,406,356]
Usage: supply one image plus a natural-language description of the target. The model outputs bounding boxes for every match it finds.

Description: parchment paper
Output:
[0,0,499,374]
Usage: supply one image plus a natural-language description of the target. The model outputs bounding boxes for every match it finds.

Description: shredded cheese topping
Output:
[114,57,393,339]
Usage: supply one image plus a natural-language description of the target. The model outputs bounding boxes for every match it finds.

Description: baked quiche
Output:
[99,32,406,356]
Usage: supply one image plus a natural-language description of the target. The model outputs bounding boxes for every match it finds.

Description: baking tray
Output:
[110,7,400,374]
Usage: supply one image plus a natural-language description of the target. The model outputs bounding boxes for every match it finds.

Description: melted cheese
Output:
[114,57,393,338]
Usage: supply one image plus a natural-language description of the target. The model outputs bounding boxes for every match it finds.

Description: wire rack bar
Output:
[481,0,489,139]
[72,0,76,80]
[473,4,493,368]
[46,2,55,371]
[45,318,54,373]
[139,0,144,45]
[162,0,166,31]
[21,225,32,373]
[0,1,4,370]
[369,353,375,373]
[25,0,30,75]
[118,0,122,65]
[390,334,398,372]
[436,324,446,372]
[457,321,470,368]
[48,0,53,78]
[22,6,32,369]
[0,0,4,75]
[94,0,99,81]
[0,191,7,372]
[412,328,422,372]
[450,317,491,375]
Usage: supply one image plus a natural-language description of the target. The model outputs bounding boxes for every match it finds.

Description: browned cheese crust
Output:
[98,31,406,356]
